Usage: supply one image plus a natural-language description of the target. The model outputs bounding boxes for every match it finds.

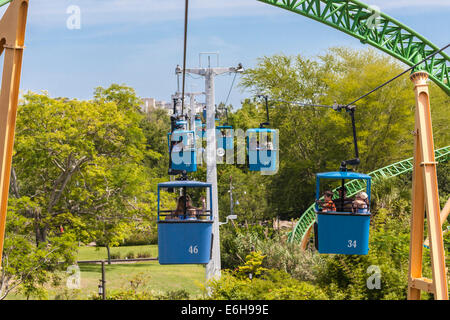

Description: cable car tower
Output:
[176,50,244,280]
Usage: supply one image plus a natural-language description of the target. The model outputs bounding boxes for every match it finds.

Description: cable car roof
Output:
[158,180,212,189]
[248,128,276,132]
[316,171,371,180]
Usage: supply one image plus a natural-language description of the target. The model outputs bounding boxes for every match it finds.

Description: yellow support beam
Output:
[0,0,29,265]
[424,198,450,248]
[408,71,448,300]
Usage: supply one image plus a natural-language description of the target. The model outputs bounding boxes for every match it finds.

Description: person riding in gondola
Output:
[334,186,354,212]
[171,137,184,153]
[317,191,336,212]
[352,191,369,214]
[166,194,206,220]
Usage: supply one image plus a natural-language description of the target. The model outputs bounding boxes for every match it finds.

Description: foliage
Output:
[2,84,163,299]
[236,47,448,218]
[13,86,155,249]
[90,271,190,300]
[234,251,268,279]
[220,224,323,282]
[155,289,190,300]
[216,165,273,223]
[1,203,77,300]
[94,289,154,300]
[204,251,327,300]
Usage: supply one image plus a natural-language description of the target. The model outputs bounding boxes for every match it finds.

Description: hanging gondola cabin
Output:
[247,128,277,172]
[314,171,372,255]
[157,180,213,264]
[195,117,206,139]
[168,129,197,173]
[175,120,188,131]
[216,125,234,152]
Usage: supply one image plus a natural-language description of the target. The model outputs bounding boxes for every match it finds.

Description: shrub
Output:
[204,251,327,300]
[137,252,152,258]
[91,289,154,300]
[122,228,157,246]
[110,252,121,260]
[155,289,190,300]
[205,268,327,300]
[220,225,323,282]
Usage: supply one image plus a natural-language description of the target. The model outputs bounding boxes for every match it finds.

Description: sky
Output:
[5,0,450,110]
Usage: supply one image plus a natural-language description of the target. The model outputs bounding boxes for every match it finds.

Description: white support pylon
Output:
[179,63,243,282]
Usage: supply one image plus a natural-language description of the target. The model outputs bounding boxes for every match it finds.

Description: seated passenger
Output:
[171,139,184,153]
[334,186,354,212]
[167,194,205,220]
[318,191,336,212]
[249,136,259,151]
[352,192,369,214]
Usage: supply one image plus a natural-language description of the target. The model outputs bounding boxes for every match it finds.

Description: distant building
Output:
[140,98,155,113]
[140,96,204,116]
[140,98,172,114]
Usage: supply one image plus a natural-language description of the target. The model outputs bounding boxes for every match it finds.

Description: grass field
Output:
[7,245,207,300]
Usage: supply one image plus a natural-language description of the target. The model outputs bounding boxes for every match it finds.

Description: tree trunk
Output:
[33,208,47,245]
[106,244,111,265]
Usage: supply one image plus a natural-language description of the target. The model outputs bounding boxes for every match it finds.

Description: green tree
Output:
[237,47,448,218]
[12,85,156,251]
[1,199,76,299]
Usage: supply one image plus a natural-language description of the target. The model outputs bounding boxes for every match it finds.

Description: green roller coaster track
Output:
[287,145,450,244]
[257,0,450,95]
[0,0,12,8]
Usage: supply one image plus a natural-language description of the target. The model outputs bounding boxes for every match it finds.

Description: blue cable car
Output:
[314,171,372,255]
[157,180,213,264]
[247,128,277,172]
[195,121,206,139]
[194,118,204,139]
[216,125,234,151]
[168,130,197,173]
[175,120,188,131]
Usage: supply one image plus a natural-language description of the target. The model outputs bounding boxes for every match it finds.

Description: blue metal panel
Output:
[157,180,214,264]
[315,172,372,255]
[216,126,234,151]
[247,128,278,172]
[195,119,205,139]
[317,213,370,255]
[158,221,213,264]
[168,130,197,172]
[316,171,371,180]
[158,181,212,189]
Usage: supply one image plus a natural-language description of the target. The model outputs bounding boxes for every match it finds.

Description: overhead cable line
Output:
[224,72,238,107]
[265,97,336,109]
[344,43,450,108]
[259,43,449,112]
[181,0,189,115]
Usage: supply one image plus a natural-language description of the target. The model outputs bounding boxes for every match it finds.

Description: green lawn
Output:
[77,244,159,261]
[7,245,208,300]
[76,245,207,299]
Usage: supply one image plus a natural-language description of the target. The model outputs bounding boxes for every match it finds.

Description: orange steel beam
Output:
[408,71,448,300]
[0,0,29,265]
[424,198,450,248]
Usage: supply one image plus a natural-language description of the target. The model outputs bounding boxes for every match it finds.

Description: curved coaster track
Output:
[287,146,450,248]
[0,0,12,8]
[258,0,450,95]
